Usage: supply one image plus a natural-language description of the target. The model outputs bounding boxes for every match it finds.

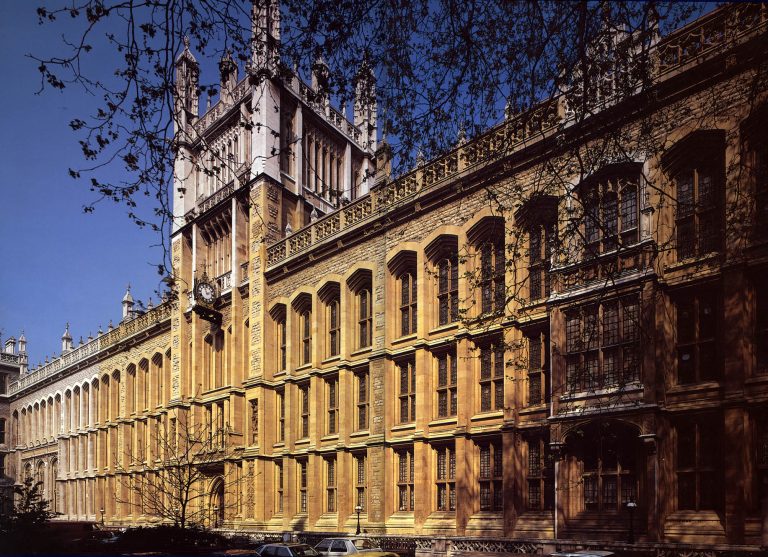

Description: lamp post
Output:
[355,505,363,535]
[626,501,637,544]
[100,507,105,525]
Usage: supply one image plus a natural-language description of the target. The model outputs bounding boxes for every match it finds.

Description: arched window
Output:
[292,294,313,367]
[358,288,372,348]
[388,250,418,338]
[319,283,341,358]
[661,131,724,260]
[348,270,373,350]
[437,255,459,326]
[577,164,642,259]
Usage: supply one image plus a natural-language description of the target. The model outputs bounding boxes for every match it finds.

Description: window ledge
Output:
[666,251,720,273]
[295,364,313,373]
[429,416,458,427]
[470,410,503,422]
[295,438,310,446]
[351,347,372,358]
[745,373,768,385]
[519,404,548,416]
[667,381,721,394]
[391,422,416,432]
[393,334,417,346]
[560,381,643,401]
[273,442,285,449]
[322,355,341,365]
[350,429,370,439]
[273,371,287,379]
[430,323,459,336]
[321,434,339,442]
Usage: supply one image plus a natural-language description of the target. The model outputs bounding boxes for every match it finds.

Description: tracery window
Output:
[565,296,640,392]
[527,332,549,407]
[479,440,503,511]
[400,271,417,336]
[436,444,456,511]
[355,453,367,512]
[397,447,415,511]
[301,309,312,365]
[527,435,554,510]
[528,223,553,301]
[299,384,310,439]
[480,240,505,314]
[662,130,724,260]
[326,456,337,513]
[569,423,637,512]
[276,389,285,442]
[398,358,416,424]
[479,341,504,412]
[275,460,284,514]
[676,414,721,510]
[358,288,372,349]
[356,368,369,431]
[438,254,459,326]
[676,288,719,384]
[581,171,640,257]
[328,297,341,357]
[436,348,458,418]
[298,459,308,513]
[326,376,338,435]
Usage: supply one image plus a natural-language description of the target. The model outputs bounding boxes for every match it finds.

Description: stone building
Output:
[4,1,768,552]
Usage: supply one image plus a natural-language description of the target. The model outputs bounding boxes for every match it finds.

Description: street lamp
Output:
[355,505,363,535]
[100,507,105,525]
[626,501,637,544]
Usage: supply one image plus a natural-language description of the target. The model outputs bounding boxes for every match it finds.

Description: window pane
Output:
[621,184,638,232]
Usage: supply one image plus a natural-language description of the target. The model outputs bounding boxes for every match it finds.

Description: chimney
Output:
[4,336,16,354]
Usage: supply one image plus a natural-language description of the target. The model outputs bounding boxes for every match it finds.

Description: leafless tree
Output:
[115,410,248,529]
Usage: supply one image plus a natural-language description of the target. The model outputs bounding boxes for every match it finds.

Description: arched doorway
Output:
[210,478,224,528]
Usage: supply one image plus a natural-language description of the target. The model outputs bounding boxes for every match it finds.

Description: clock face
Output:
[197,281,215,304]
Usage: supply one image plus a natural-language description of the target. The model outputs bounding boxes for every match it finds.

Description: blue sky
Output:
[0,2,165,365]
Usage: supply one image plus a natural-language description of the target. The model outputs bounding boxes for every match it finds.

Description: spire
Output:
[18,331,26,354]
[122,284,135,319]
[219,50,238,105]
[311,55,330,109]
[251,0,281,75]
[354,52,377,151]
[61,323,73,353]
[174,35,200,131]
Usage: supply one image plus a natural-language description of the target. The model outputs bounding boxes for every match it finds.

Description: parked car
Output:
[551,549,615,557]
[314,538,399,557]
[258,543,321,557]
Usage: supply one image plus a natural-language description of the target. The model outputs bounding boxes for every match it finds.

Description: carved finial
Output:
[183,36,190,49]
[98,324,103,335]
[284,221,293,236]
[457,125,467,145]
[108,320,113,332]
[310,206,320,222]
[416,148,425,166]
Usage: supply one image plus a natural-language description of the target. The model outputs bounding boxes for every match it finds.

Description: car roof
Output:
[551,549,615,557]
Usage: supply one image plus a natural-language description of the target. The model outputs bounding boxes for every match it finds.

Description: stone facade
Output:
[4,2,768,552]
